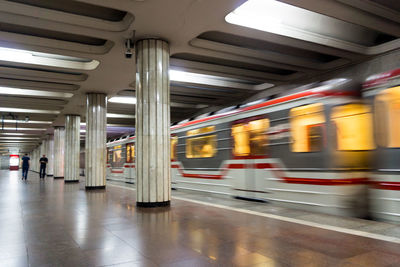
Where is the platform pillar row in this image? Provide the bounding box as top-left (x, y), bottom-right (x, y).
top-left (46, 134), bottom-right (54, 176)
top-left (34, 148), bottom-right (39, 172)
top-left (30, 148), bottom-right (36, 172)
top-left (135, 39), bottom-right (171, 207)
top-left (64, 115), bottom-right (80, 183)
top-left (85, 93), bottom-right (107, 190)
top-left (53, 127), bottom-right (65, 179)
top-left (40, 139), bottom-right (47, 159)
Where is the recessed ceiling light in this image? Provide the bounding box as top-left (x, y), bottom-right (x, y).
top-left (0, 107), bottom-right (60, 114)
top-left (106, 113), bottom-right (135, 119)
top-left (224, 0), bottom-right (385, 53)
top-left (108, 96), bottom-right (210, 109)
top-left (0, 127), bottom-right (47, 131)
top-left (170, 69), bottom-right (273, 90)
top-left (0, 86), bottom-right (73, 98)
top-left (2, 120), bottom-right (52, 124)
top-left (108, 96), bottom-right (136, 104)
top-left (0, 137), bottom-right (40, 140)
top-left (80, 122), bottom-right (134, 127)
top-left (225, 0), bottom-right (284, 33)
top-left (0, 140), bottom-right (39, 143)
top-left (0, 47), bottom-right (99, 70)
top-left (0, 133), bottom-right (39, 136)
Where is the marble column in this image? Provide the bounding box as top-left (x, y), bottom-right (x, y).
top-left (135, 39), bottom-right (171, 207)
top-left (34, 148), bottom-right (38, 172)
top-left (31, 149), bottom-right (36, 172)
top-left (64, 115), bottom-right (80, 183)
top-left (40, 141), bottom-right (47, 158)
top-left (85, 93), bottom-right (107, 190)
top-left (53, 127), bottom-right (65, 178)
top-left (46, 135), bottom-right (54, 176)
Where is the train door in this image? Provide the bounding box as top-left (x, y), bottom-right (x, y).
top-left (232, 116), bottom-right (269, 199)
top-left (126, 143), bottom-right (135, 183)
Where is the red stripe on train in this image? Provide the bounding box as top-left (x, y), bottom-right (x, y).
top-left (372, 181), bottom-right (400, 190)
top-left (182, 173), bottom-right (223, 179)
top-left (227, 164), bottom-right (246, 169)
top-left (284, 177), bottom-right (368, 185)
top-left (255, 163), bottom-right (367, 185)
top-left (171, 90), bottom-right (321, 130)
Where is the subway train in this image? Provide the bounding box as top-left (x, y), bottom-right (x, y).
top-left (106, 68), bottom-right (400, 222)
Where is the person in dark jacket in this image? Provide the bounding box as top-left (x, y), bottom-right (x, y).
top-left (39, 155), bottom-right (48, 179)
top-left (21, 154), bottom-right (30, 180)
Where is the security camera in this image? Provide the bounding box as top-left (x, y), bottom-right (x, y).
top-left (125, 49), bottom-right (133, 59)
top-left (125, 39), bottom-right (133, 59)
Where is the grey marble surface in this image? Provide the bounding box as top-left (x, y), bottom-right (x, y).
top-left (1, 170), bottom-right (400, 266)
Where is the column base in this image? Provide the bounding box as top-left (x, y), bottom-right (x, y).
top-left (64, 180), bottom-right (79, 183)
top-left (136, 201), bottom-right (170, 208)
top-left (46, 174), bottom-right (54, 177)
top-left (54, 176), bottom-right (64, 179)
top-left (85, 186), bottom-right (106, 190)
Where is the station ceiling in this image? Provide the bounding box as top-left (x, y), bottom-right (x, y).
top-left (0, 0), bottom-right (400, 154)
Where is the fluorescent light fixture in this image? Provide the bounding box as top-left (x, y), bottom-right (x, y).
top-left (0, 127), bottom-right (46, 131)
top-left (2, 120), bottom-right (52, 124)
top-left (170, 69), bottom-right (273, 90)
top-left (224, 0), bottom-right (374, 54)
top-left (0, 86), bottom-right (73, 98)
top-left (0, 137), bottom-right (40, 140)
top-left (0, 140), bottom-right (39, 143)
top-left (108, 96), bottom-right (136, 105)
top-left (0, 47), bottom-right (99, 70)
top-left (225, 0), bottom-right (284, 33)
top-left (80, 129), bottom-right (86, 133)
top-left (107, 113), bottom-right (135, 119)
top-left (170, 102), bottom-right (209, 109)
top-left (0, 133), bottom-right (38, 136)
top-left (80, 122), bottom-right (134, 128)
top-left (108, 96), bottom-right (210, 109)
top-left (0, 107), bottom-right (60, 114)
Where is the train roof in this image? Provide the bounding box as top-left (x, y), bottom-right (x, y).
top-left (363, 68), bottom-right (400, 89)
top-left (172, 78), bottom-right (358, 130)
top-left (107, 78), bottom-right (357, 144)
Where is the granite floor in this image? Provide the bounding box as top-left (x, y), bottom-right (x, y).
top-left (1, 170), bottom-right (400, 266)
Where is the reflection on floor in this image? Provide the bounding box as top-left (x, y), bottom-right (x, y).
top-left (1, 169), bottom-right (400, 266)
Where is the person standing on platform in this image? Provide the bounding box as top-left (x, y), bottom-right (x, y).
top-left (21, 154), bottom-right (30, 180)
top-left (39, 154), bottom-right (48, 179)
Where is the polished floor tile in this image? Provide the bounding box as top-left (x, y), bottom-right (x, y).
top-left (1, 170), bottom-right (400, 266)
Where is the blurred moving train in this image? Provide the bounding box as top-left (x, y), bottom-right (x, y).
top-left (106, 68), bottom-right (400, 222)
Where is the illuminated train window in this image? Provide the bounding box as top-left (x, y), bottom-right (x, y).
top-left (375, 86), bottom-right (400, 147)
top-left (126, 143), bottom-right (135, 163)
top-left (331, 104), bottom-right (375, 151)
top-left (290, 103), bottom-right (325, 152)
top-left (171, 136), bottom-right (178, 160)
top-left (186, 126), bottom-right (216, 158)
top-left (232, 118), bottom-right (269, 156)
top-left (112, 145), bottom-right (122, 163)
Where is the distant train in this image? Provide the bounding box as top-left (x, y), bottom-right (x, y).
top-left (106, 68), bottom-right (400, 222)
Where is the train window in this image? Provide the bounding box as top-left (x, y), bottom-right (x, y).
top-left (232, 118), bottom-right (269, 156)
top-left (186, 126), bottom-right (216, 158)
top-left (331, 104), bottom-right (375, 150)
top-left (290, 103), bottom-right (325, 152)
top-left (126, 143), bottom-right (135, 163)
top-left (112, 145), bottom-right (122, 163)
top-left (171, 136), bottom-right (178, 160)
top-left (375, 86), bottom-right (400, 147)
